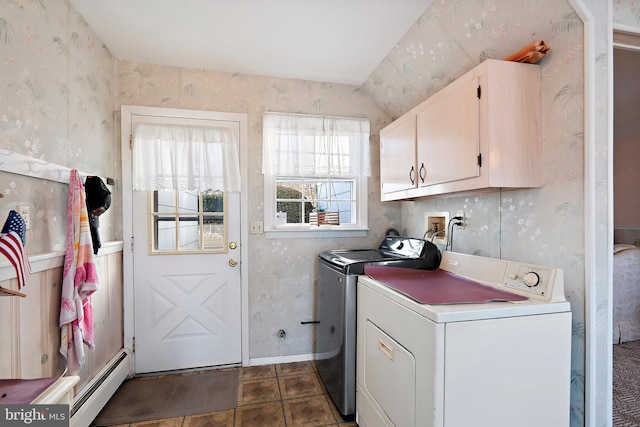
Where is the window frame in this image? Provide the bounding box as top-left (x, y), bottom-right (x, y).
top-left (147, 189), bottom-right (228, 254)
top-left (262, 112), bottom-right (370, 239)
top-left (264, 173), bottom-right (368, 238)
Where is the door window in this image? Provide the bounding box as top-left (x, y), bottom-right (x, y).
top-left (149, 189), bottom-right (226, 254)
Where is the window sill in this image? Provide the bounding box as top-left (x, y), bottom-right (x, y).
top-left (263, 227), bottom-right (368, 239)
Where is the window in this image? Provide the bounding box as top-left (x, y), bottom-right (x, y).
top-left (263, 112), bottom-right (370, 237)
top-left (149, 189), bottom-right (227, 254)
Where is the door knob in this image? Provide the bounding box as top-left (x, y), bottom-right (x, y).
top-left (228, 258), bottom-right (238, 267)
top-left (229, 241), bottom-right (237, 250)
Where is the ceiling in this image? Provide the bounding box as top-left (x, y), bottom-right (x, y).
top-left (70, 0), bottom-right (430, 86)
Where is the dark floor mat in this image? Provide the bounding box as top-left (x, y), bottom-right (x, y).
top-left (91, 368), bottom-right (238, 426)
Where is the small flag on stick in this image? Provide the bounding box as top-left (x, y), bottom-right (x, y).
top-left (0, 210), bottom-right (31, 289)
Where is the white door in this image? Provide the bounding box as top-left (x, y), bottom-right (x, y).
top-left (129, 115), bottom-right (242, 374)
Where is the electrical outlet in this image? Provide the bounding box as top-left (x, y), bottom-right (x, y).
top-left (455, 210), bottom-right (465, 229)
top-left (250, 221), bottom-right (263, 234)
top-left (17, 205), bottom-right (30, 230)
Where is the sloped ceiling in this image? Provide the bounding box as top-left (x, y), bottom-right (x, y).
top-left (69, 0), bottom-right (430, 86)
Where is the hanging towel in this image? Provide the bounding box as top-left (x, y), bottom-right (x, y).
top-left (59, 170), bottom-right (99, 375)
top-left (0, 210), bottom-right (31, 289)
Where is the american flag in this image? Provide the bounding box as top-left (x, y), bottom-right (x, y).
top-left (0, 210), bottom-right (31, 289)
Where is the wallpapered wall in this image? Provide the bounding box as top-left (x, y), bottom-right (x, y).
top-left (115, 62), bottom-right (399, 358)
top-left (361, 0), bottom-right (590, 423)
top-left (0, 0), bottom-right (117, 251)
top-left (0, 0), bottom-right (625, 426)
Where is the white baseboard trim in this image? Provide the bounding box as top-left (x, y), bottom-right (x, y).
top-left (249, 352), bottom-right (315, 367)
top-left (70, 348), bottom-right (133, 427)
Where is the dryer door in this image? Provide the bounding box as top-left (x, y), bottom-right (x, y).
top-left (364, 320), bottom-right (416, 427)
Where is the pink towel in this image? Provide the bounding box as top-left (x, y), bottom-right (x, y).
top-left (59, 170), bottom-right (99, 375)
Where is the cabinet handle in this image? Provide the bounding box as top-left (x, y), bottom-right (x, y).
top-left (378, 338), bottom-right (394, 361)
top-left (409, 166), bottom-right (415, 184)
top-left (419, 163), bottom-right (426, 183)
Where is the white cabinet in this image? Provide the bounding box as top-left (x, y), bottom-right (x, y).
top-left (380, 59), bottom-right (541, 201)
top-left (417, 69), bottom-right (479, 188)
top-left (379, 114), bottom-right (417, 194)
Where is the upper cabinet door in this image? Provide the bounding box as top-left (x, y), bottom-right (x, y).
top-left (380, 114), bottom-right (417, 195)
top-left (417, 71), bottom-right (480, 187)
top-left (378, 60), bottom-right (541, 202)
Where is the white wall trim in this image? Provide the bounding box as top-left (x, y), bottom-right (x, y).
top-left (0, 241), bottom-right (123, 282)
top-left (567, 1), bottom-right (599, 426)
top-left (119, 105), bottom-right (250, 368)
top-left (606, 4), bottom-right (615, 427)
top-left (0, 149), bottom-right (112, 186)
top-left (613, 22), bottom-right (640, 35)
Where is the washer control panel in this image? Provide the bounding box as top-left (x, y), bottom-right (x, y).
top-left (440, 251), bottom-right (566, 304)
top-left (503, 262), bottom-right (563, 303)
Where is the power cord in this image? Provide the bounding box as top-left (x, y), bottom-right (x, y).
top-left (446, 216), bottom-right (463, 252)
top-left (425, 216), bottom-right (463, 250)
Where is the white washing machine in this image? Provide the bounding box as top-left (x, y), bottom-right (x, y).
top-left (356, 251), bottom-right (572, 427)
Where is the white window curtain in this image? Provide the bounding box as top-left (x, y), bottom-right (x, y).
top-left (262, 112), bottom-right (371, 177)
top-left (132, 123), bottom-right (241, 192)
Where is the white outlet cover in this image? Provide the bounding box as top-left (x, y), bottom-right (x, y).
top-left (17, 205), bottom-right (30, 230)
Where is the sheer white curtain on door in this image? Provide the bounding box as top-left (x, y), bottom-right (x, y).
top-left (132, 123), bottom-right (241, 192)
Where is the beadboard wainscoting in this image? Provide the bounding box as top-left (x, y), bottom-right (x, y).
top-left (0, 241), bottom-right (125, 395)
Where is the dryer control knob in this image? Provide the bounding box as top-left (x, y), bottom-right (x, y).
top-left (523, 272), bottom-right (540, 287)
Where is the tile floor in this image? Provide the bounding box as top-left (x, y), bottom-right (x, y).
top-left (106, 361), bottom-right (358, 427)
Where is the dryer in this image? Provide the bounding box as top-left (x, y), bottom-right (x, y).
top-left (356, 251), bottom-right (572, 427)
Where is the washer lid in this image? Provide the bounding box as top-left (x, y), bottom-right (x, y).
top-left (319, 249), bottom-right (393, 268)
top-left (319, 236), bottom-right (441, 271)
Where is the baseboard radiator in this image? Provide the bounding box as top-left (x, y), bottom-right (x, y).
top-left (70, 349), bottom-right (133, 427)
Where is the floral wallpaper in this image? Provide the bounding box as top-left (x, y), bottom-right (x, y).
top-left (0, 0), bottom-right (117, 253)
top-left (360, 1), bottom-right (607, 426)
top-left (115, 62), bottom-right (399, 359)
top-left (0, 0), bottom-right (626, 425)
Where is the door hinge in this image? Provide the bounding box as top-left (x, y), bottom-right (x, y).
top-left (129, 134), bottom-right (133, 150)
top-left (131, 237), bottom-right (134, 252)
top-left (477, 85), bottom-right (481, 99)
top-left (477, 153), bottom-right (482, 167)
top-left (132, 336), bottom-right (135, 352)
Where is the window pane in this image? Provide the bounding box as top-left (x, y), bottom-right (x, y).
top-left (203, 216), bottom-right (224, 250)
top-left (277, 182), bottom-right (314, 224)
top-left (337, 201), bottom-right (353, 223)
top-left (203, 191), bottom-right (224, 213)
top-left (178, 216), bottom-right (199, 250)
top-left (149, 190), bottom-right (228, 253)
top-left (155, 216), bottom-right (176, 251)
top-left (155, 191), bottom-right (176, 213)
top-left (179, 190), bottom-right (199, 213)
top-left (301, 183), bottom-right (316, 200)
top-left (277, 201), bottom-right (303, 223)
top-left (274, 178), bottom-right (356, 226)
top-left (277, 183), bottom-right (304, 200)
